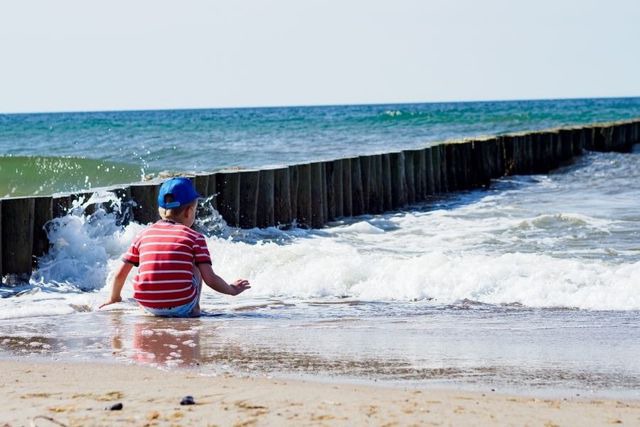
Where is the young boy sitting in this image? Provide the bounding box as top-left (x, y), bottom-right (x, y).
top-left (100, 177), bottom-right (250, 317)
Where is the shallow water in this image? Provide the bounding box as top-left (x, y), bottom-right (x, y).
top-left (1, 149), bottom-right (639, 397)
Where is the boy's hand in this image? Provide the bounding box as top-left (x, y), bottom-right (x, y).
top-left (99, 295), bottom-right (122, 309)
top-left (230, 279), bottom-right (251, 295)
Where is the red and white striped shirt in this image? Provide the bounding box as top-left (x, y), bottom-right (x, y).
top-left (123, 220), bottom-right (212, 309)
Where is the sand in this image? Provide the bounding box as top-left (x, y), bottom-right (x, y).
top-left (1, 360), bottom-right (638, 427)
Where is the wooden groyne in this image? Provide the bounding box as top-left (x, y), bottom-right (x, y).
top-left (1, 119), bottom-right (639, 281)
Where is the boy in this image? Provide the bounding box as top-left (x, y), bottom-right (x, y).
top-left (100, 177), bottom-right (250, 317)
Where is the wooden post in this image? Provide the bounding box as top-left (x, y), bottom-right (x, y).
top-left (444, 144), bottom-right (458, 191)
top-left (215, 172), bottom-right (240, 227)
top-left (274, 167), bottom-right (292, 227)
top-left (431, 146), bottom-right (443, 194)
top-left (310, 162), bottom-right (325, 228)
top-left (381, 154), bottom-right (393, 210)
top-left (411, 149), bottom-right (427, 201)
top-left (424, 147), bottom-right (436, 195)
top-left (534, 133), bottom-right (550, 173)
top-left (1, 197), bottom-right (35, 278)
top-left (359, 156), bottom-right (373, 213)
top-left (501, 136), bottom-right (517, 176)
top-left (515, 135), bottom-right (528, 174)
top-left (296, 164), bottom-right (312, 227)
top-left (350, 157), bottom-right (364, 216)
top-left (257, 169), bottom-right (275, 228)
top-left (32, 196), bottom-right (53, 262)
top-left (471, 141), bottom-right (488, 187)
top-left (289, 165), bottom-right (299, 225)
top-left (327, 160), bottom-right (344, 219)
top-left (194, 174), bottom-right (210, 198)
top-left (130, 183), bottom-right (160, 225)
top-left (52, 194), bottom-right (72, 219)
top-left (390, 152), bottom-right (407, 209)
top-left (525, 134), bottom-right (536, 174)
top-left (371, 155), bottom-right (384, 213)
top-left (341, 158), bottom-right (353, 217)
top-left (321, 162), bottom-right (329, 222)
top-left (460, 142), bottom-right (474, 189)
top-left (207, 174), bottom-right (217, 209)
top-left (558, 129), bottom-right (574, 161)
top-left (238, 170), bottom-right (260, 229)
top-left (437, 144), bottom-right (448, 192)
top-left (404, 151), bottom-right (416, 204)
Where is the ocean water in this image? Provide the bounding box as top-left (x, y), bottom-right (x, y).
top-left (1, 99), bottom-right (639, 397)
top-left (1, 97), bottom-right (640, 197)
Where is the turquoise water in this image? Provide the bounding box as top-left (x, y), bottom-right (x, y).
top-left (1, 97), bottom-right (640, 196)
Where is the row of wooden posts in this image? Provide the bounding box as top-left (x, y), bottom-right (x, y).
top-left (1, 119), bottom-right (639, 281)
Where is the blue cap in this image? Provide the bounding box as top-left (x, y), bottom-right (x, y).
top-left (157, 177), bottom-right (201, 209)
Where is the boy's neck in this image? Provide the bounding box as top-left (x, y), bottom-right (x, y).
top-left (161, 217), bottom-right (191, 227)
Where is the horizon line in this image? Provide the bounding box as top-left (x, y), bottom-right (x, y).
top-left (2, 94), bottom-right (640, 116)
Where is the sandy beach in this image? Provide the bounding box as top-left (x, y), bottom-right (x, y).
top-left (0, 360), bottom-right (638, 426)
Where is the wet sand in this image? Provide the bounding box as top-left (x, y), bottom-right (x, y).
top-left (1, 360), bottom-right (639, 426)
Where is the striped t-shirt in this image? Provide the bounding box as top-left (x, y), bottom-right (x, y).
top-left (122, 220), bottom-right (212, 309)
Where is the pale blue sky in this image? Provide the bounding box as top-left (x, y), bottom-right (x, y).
top-left (1, 0), bottom-right (639, 113)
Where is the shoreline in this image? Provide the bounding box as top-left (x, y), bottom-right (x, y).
top-left (1, 360), bottom-right (639, 426)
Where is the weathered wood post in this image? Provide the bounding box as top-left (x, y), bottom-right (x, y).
top-left (471, 141), bottom-right (489, 187)
top-left (130, 183), bottom-right (160, 225)
top-left (194, 174), bottom-right (210, 198)
top-left (410, 149), bottom-right (427, 201)
top-left (381, 154), bottom-right (393, 211)
top-left (444, 144), bottom-right (459, 191)
top-left (359, 155), bottom-right (373, 213)
top-left (273, 167), bottom-right (292, 227)
top-left (371, 155), bottom-right (384, 213)
top-left (558, 129), bottom-right (574, 161)
top-left (501, 135), bottom-right (516, 176)
top-left (437, 144), bottom-right (449, 192)
top-left (296, 164), bottom-right (312, 227)
top-left (238, 170), bottom-right (260, 229)
top-left (215, 171), bottom-right (241, 227)
top-left (52, 194), bottom-right (72, 219)
top-left (326, 159), bottom-right (344, 219)
top-left (404, 150), bottom-right (416, 204)
top-left (460, 142), bottom-right (474, 189)
top-left (288, 165), bottom-right (299, 225)
top-left (206, 174), bottom-right (217, 209)
top-left (257, 169), bottom-right (275, 228)
top-left (1, 197), bottom-right (35, 280)
top-left (390, 152), bottom-right (407, 209)
top-left (429, 146), bottom-right (441, 194)
top-left (582, 126), bottom-right (595, 152)
top-left (321, 162), bottom-right (329, 222)
top-left (424, 147), bottom-right (436, 195)
top-left (32, 196), bottom-right (53, 263)
top-left (310, 162), bottom-right (326, 228)
top-left (350, 157), bottom-right (365, 216)
top-left (341, 158), bottom-right (353, 217)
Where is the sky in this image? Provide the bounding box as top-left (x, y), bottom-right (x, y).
top-left (1, 0), bottom-right (639, 113)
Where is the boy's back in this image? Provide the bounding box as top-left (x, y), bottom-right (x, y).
top-left (124, 220), bottom-right (211, 310)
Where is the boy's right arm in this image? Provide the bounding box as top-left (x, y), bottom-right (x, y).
top-left (99, 261), bottom-right (133, 309)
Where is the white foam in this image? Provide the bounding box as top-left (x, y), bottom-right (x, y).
top-left (202, 233), bottom-right (640, 310)
top-left (1, 152), bottom-right (638, 318)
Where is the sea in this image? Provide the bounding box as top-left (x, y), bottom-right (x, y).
top-left (1, 98), bottom-right (639, 398)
